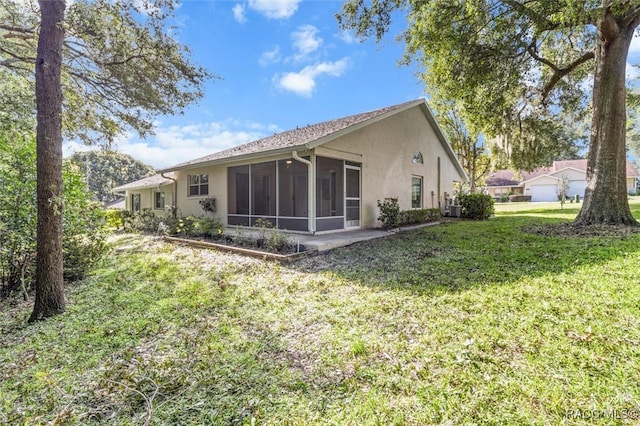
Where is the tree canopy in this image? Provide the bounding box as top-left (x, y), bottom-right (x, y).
top-left (0, 0), bottom-right (212, 321)
top-left (0, 0), bottom-right (211, 144)
top-left (339, 0), bottom-right (640, 225)
top-left (430, 100), bottom-right (491, 192)
top-left (69, 150), bottom-right (155, 203)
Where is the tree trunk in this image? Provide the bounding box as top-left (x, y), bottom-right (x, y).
top-left (29, 0), bottom-right (66, 322)
top-left (574, 15), bottom-right (637, 226)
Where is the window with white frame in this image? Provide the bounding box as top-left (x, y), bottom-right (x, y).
top-left (154, 191), bottom-right (165, 209)
top-left (411, 176), bottom-right (423, 208)
top-left (188, 174), bottom-right (209, 196)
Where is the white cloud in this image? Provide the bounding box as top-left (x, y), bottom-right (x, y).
top-left (291, 25), bottom-right (323, 60)
top-left (259, 45), bottom-right (281, 66)
top-left (248, 0), bottom-right (301, 19)
top-left (232, 3), bottom-right (247, 23)
top-left (64, 120), bottom-right (281, 169)
top-left (275, 58), bottom-right (351, 97)
top-left (337, 30), bottom-right (357, 45)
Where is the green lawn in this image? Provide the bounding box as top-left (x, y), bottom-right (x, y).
top-left (2, 201), bottom-right (640, 425)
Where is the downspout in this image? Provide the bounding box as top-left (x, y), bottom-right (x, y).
top-left (292, 151), bottom-right (315, 234)
top-left (161, 172), bottom-right (178, 219)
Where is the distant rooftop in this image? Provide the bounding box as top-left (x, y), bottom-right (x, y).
top-left (486, 159), bottom-right (639, 187)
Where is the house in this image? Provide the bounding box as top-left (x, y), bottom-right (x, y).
top-left (113, 99), bottom-right (468, 233)
top-left (486, 159), bottom-right (639, 202)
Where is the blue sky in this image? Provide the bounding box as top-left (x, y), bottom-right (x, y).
top-left (63, 0), bottom-right (640, 169)
top-left (64, 0), bottom-right (424, 169)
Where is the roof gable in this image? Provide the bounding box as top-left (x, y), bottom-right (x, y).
top-left (521, 174), bottom-right (562, 185)
top-left (548, 167), bottom-right (586, 179)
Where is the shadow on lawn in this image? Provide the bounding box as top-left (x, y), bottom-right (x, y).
top-left (290, 216), bottom-right (640, 294)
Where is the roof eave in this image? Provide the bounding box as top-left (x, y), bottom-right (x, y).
top-left (112, 181), bottom-right (174, 192)
top-left (157, 145), bottom-right (311, 173)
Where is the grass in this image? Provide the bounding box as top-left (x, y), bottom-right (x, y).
top-left (2, 200), bottom-right (640, 424)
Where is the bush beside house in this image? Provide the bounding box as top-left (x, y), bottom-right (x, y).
top-left (459, 193), bottom-right (495, 220)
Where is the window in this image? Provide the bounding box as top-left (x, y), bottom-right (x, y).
top-left (412, 176), bottom-right (423, 208)
top-left (131, 193), bottom-right (141, 213)
top-left (188, 174), bottom-right (209, 196)
top-left (413, 151), bottom-right (424, 164)
top-left (155, 191), bottom-right (165, 209)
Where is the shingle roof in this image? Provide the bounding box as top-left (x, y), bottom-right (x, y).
top-left (485, 170), bottom-right (518, 186)
top-left (554, 159), bottom-right (639, 177)
top-left (111, 172), bottom-right (175, 192)
top-left (160, 99), bottom-right (423, 172)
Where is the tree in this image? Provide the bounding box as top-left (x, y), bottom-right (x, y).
top-left (0, 0), bottom-right (211, 144)
top-left (30, 0), bottom-right (66, 322)
top-left (0, 133), bottom-right (107, 300)
top-left (432, 101), bottom-right (490, 193)
top-left (0, 0), bottom-right (211, 321)
top-left (338, 0), bottom-right (640, 225)
top-left (69, 150), bottom-right (155, 203)
top-left (486, 109), bottom-right (587, 171)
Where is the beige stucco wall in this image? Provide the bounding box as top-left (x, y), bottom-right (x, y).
top-left (172, 165), bottom-right (227, 221)
top-left (322, 105), bottom-right (465, 228)
top-left (125, 186), bottom-right (174, 218)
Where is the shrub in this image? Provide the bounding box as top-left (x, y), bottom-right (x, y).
top-left (459, 193), bottom-right (495, 220)
top-left (399, 208), bottom-right (442, 225)
top-left (0, 135), bottom-right (109, 298)
top-left (63, 233), bottom-right (108, 281)
top-left (377, 198), bottom-right (400, 229)
top-left (176, 215), bottom-right (197, 236)
top-left (130, 209), bottom-right (161, 233)
top-left (266, 228), bottom-right (293, 252)
top-left (508, 195), bottom-right (532, 202)
top-left (191, 216), bottom-right (224, 238)
top-left (105, 209), bottom-right (125, 229)
top-left (61, 168), bottom-right (109, 282)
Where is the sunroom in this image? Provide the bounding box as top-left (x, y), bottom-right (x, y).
top-left (226, 155), bottom-right (361, 233)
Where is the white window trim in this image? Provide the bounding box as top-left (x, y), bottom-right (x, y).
top-left (187, 174), bottom-right (209, 197)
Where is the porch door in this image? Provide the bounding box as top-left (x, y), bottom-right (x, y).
top-left (345, 165), bottom-right (361, 228)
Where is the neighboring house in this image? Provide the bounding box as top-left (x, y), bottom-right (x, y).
top-left (113, 99), bottom-right (468, 233)
top-left (486, 159), bottom-right (639, 202)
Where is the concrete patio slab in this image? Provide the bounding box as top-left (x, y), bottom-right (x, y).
top-left (225, 222), bottom-right (440, 253)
